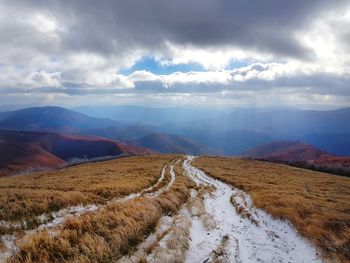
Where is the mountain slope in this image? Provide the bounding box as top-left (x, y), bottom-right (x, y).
top-left (244, 141), bottom-right (350, 176)
top-left (130, 133), bottom-right (211, 155)
top-left (0, 106), bottom-right (120, 132)
top-left (0, 130), bottom-right (151, 176)
top-left (244, 141), bottom-right (329, 162)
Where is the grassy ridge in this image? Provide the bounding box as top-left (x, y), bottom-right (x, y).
top-left (0, 155), bottom-right (174, 235)
top-left (5, 155), bottom-right (195, 262)
top-left (194, 157), bottom-right (350, 263)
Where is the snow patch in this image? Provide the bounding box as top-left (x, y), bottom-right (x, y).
top-left (0, 235), bottom-right (16, 263)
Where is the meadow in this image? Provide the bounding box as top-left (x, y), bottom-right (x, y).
top-left (194, 157), bottom-right (350, 262)
top-left (1, 155), bottom-right (349, 262)
top-left (1, 155), bottom-right (196, 262)
top-left (0, 155), bottom-right (175, 238)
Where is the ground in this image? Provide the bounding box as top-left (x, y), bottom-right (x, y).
top-left (0, 155), bottom-right (348, 262)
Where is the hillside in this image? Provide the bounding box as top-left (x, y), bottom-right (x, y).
top-left (243, 141), bottom-right (328, 162)
top-left (194, 156), bottom-right (350, 262)
top-left (312, 155), bottom-right (350, 168)
top-left (0, 130), bottom-right (151, 176)
top-left (244, 141), bottom-right (350, 176)
top-left (0, 155), bottom-right (348, 262)
top-left (130, 133), bottom-right (211, 155)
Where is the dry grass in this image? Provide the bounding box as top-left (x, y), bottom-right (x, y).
top-left (230, 194), bottom-right (259, 226)
top-left (0, 155), bottom-right (175, 234)
top-left (8, 156), bottom-right (195, 263)
top-left (194, 156), bottom-right (350, 263)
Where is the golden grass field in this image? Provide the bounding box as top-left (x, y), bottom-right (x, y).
top-left (2, 155), bottom-right (195, 262)
top-left (194, 156), bottom-right (350, 263)
top-left (0, 155), bottom-right (175, 234)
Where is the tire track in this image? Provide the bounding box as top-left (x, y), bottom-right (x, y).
top-left (0, 161), bottom-right (176, 263)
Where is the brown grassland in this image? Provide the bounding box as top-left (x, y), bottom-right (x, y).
top-left (194, 156), bottom-right (350, 263)
top-left (0, 155), bottom-right (175, 234)
top-left (5, 155), bottom-right (195, 262)
top-left (2, 154), bottom-right (350, 262)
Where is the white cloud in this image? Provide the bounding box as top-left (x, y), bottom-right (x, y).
top-left (157, 42), bottom-right (274, 70)
top-left (85, 71), bottom-right (133, 89)
top-left (26, 13), bottom-right (59, 34)
top-left (298, 4), bottom-right (350, 74)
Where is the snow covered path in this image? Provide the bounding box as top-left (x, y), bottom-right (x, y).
top-left (183, 156), bottom-right (323, 263)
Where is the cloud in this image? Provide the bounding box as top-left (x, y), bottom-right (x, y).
top-left (0, 0), bottom-right (349, 108)
top-left (2, 62), bottom-right (350, 97)
top-left (3, 0), bottom-right (349, 59)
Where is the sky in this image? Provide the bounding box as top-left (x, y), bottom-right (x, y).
top-left (0, 0), bottom-right (350, 109)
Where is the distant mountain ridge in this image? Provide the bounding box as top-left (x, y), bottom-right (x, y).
top-left (74, 105), bottom-right (350, 135)
top-left (1, 105), bottom-right (350, 157)
top-left (0, 106), bottom-right (120, 132)
top-left (74, 105), bottom-right (350, 156)
top-left (130, 133), bottom-right (212, 155)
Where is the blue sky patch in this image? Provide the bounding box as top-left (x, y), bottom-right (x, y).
top-left (119, 56), bottom-right (204, 75)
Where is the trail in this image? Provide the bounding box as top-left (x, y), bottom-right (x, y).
top-left (125, 156), bottom-right (323, 263)
top-left (0, 163), bottom-right (175, 263)
top-left (182, 156), bottom-right (323, 263)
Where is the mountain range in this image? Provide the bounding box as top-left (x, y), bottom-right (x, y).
top-left (0, 105), bottom-right (350, 175)
top-left (74, 105), bottom-right (350, 156)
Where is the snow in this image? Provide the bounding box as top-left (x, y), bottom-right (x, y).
top-left (142, 164), bottom-right (175, 197)
top-left (166, 165), bottom-right (176, 191)
top-left (0, 235), bottom-right (16, 263)
top-left (117, 216), bottom-right (175, 263)
top-left (38, 204), bottom-right (98, 229)
top-left (38, 165), bottom-right (169, 229)
top-left (117, 165), bottom-right (167, 201)
top-left (183, 155), bottom-right (323, 263)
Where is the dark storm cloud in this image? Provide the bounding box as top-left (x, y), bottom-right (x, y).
top-left (6, 0), bottom-right (348, 59)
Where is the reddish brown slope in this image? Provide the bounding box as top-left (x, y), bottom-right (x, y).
top-left (244, 141), bottom-right (350, 176)
top-left (0, 139), bottom-right (66, 176)
top-left (0, 130), bottom-right (151, 176)
top-left (244, 141), bottom-right (328, 162)
top-left (312, 156), bottom-right (350, 167)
